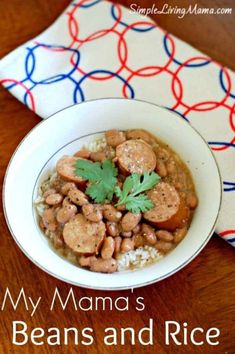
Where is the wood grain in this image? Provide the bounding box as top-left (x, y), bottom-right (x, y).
top-left (0, 1), bottom-right (234, 353)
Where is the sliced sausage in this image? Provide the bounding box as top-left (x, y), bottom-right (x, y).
top-left (63, 214), bottom-right (105, 255)
top-left (56, 156), bottom-right (86, 186)
top-left (116, 139), bottom-right (156, 174)
top-left (90, 257), bottom-right (118, 273)
top-left (121, 212), bottom-right (142, 232)
top-left (144, 182), bottom-right (190, 231)
top-left (105, 129), bottom-right (126, 147)
top-left (126, 129), bottom-right (155, 145)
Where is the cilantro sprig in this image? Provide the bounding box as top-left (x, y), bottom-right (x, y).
top-left (115, 172), bottom-right (161, 213)
top-left (75, 159), bottom-right (160, 213)
top-left (75, 159), bottom-right (117, 203)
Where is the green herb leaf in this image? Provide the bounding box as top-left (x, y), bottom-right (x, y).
top-left (131, 172), bottom-right (161, 196)
top-left (75, 159), bottom-right (118, 203)
top-left (114, 175), bottom-right (134, 205)
top-left (125, 194), bottom-right (154, 214)
top-left (115, 171), bottom-right (160, 213)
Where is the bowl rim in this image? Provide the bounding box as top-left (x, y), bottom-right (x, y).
top-left (2, 97), bottom-right (223, 290)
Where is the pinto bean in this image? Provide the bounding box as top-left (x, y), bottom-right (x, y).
top-left (62, 196), bottom-right (72, 207)
top-left (68, 189), bottom-right (88, 206)
top-left (101, 237), bottom-right (115, 260)
top-left (121, 238), bottom-right (135, 253)
top-left (174, 227), bottom-right (188, 243)
top-left (155, 240), bottom-right (173, 253)
top-left (90, 151), bottom-right (106, 162)
top-left (156, 148), bottom-right (170, 162)
top-left (90, 257), bottom-right (118, 273)
top-left (51, 230), bottom-right (64, 249)
top-left (174, 181), bottom-right (183, 191)
top-left (166, 160), bottom-right (177, 174)
top-left (132, 224), bottom-right (141, 234)
top-left (43, 188), bottom-right (56, 198)
top-left (39, 218), bottom-right (46, 230)
top-left (142, 224), bottom-right (157, 245)
top-left (133, 234), bottom-right (145, 248)
top-left (116, 204), bottom-right (126, 211)
top-left (186, 192), bottom-right (198, 209)
top-left (78, 256), bottom-right (96, 267)
top-left (121, 212), bottom-right (142, 232)
top-left (74, 148), bottom-right (91, 159)
top-left (42, 208), bottom-right (57, 231)
top-left (103, 205), bottom-right (122, 222)
top-left (45, 193), bottom-right (63, 206)
top-left (56, 204), bottom-right (77, 224)
top-left (82, 204), bottom-right (103, 222)
top-left (105, 129), bottom-right (126, 147)
top-left (121, 231), bottom-right (132, 238)
top-left (126, 129), bottom-right (154, 145)
top-left (61, 182), bottom-right (77, 196)
top-left (155, 230), bottom-right (174, 242)
top-left (114, 236), bottom-right (122, 256)
top-left (106, 222), bottom-right (119, 237)
top-left (155, 160), bottom-right (167, 177)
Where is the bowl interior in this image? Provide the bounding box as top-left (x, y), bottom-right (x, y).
top-left (3, 99), bottom-right (221, 289)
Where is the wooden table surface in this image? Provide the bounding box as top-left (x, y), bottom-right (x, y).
top-left (0, 1), bottom-right (234, 353)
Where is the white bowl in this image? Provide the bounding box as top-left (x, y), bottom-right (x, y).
top-left (3, 99), bottom-right (222, 290)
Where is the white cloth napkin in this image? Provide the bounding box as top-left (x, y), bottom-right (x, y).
top-left (0, 0), bottom-right (234, 246)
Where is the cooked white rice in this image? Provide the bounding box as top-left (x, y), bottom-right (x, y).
top-left (117, 245), bottom-right (163, 271)
top-left (86, 137), bottom-right (107, 152)
top-left (34, 172), bottom-right (58, 216)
